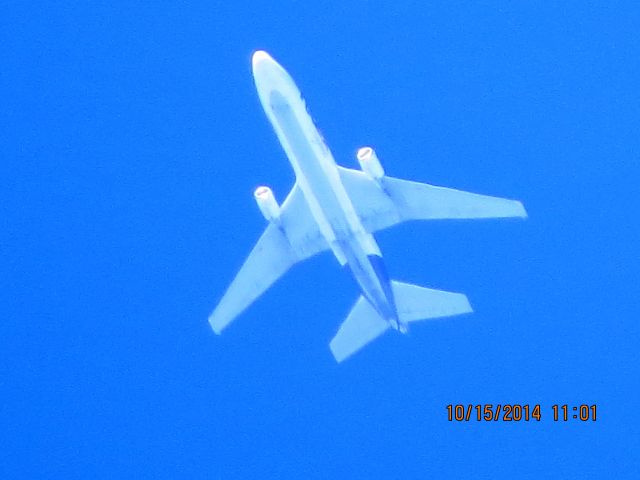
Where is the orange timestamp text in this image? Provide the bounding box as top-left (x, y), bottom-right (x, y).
top-left (446, 404), bottom-right (597, 422)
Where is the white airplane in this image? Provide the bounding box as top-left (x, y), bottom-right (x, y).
top-left (209, 50), bottom-right (527, 362)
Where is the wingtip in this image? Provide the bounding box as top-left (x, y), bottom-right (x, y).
top-left (461, 294), bottom-right (474, 314)
top-left (329, 345), bottom-right (347, 363)
top-left (329, 335), bottom-right (353, 363)
top-left (517, 201), bottom-right (528, 219)
top-left (208, 314), bottom-right (223, 335)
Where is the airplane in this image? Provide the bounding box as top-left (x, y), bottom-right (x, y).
top-left (208, 50), bottom-right (527, 362)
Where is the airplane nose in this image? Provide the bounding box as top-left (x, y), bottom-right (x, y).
top-left (251, 50), bottom-right (300, 103)
top-left (252, 50), bottom-right (273, 71)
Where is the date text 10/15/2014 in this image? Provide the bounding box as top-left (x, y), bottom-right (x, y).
top-left (446, 404), bottom-right (597, 422)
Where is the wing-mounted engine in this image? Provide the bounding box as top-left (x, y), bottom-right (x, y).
top-left (356, 146), bottom-right (385, 181)
top-left (254, 186), bottom-right (281, 224)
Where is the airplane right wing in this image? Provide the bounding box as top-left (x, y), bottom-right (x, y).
top-left (209, 183), bottom-right (328, 334)
top-left (338, 167), bottom-right (527, 233)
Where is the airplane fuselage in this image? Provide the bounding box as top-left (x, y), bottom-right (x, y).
top-left (209, 50), bottom-right (525, 360)
top-left (252, 52), bottom-right (403, 330)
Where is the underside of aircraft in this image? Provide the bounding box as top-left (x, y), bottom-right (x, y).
top-left (209, 51), bottom-right (527, 362)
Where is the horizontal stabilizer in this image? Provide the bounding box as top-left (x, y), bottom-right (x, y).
top-left (329, 282), bottom-right (473, 363)
top-left (392, 281), bottom-right (473, 322)
top-left (329, 296), bottom-right (389, 363)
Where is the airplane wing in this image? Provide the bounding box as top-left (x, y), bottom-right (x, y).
top-left (209, 183), bottom-right (328, 333)
top-left (337, 167), bottom-right (527, 233)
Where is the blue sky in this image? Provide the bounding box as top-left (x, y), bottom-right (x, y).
top-left (2, 2), bottom-right (639, 478)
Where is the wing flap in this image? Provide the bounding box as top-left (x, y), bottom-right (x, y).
top-left (279, 183), bottom-right (327, 259)
top-left (336, 166), bottom-right (401, 233)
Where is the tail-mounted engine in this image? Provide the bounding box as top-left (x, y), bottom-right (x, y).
top-left (254, 186), bottom-right (281, 224)
top-left (356, 146), bottom-right (385, 181)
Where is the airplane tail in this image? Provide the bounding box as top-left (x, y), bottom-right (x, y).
top-left (329, 281), bottom-right (473, 363)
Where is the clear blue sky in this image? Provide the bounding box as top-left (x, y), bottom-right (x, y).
top-left (2, 2), bottom-right (639, 478)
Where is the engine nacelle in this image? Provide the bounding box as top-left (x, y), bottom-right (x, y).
top-left (356, 146), bottom-right (385, 180)
top-left (254, 186), bottom-right (281, 224)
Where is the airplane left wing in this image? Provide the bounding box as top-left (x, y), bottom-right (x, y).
top-left (209, 184), bottom-right (328, 333)
top-left (338, 166), bottom-right (527, 234)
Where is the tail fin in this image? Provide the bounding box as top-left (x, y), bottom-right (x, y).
top-left (329, 281), bottom-right (472, 363)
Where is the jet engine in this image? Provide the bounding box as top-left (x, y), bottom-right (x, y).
top-left (356, 146), bottom-right (385, 181)
top-left (254, 186), bottom-right (281, 223)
